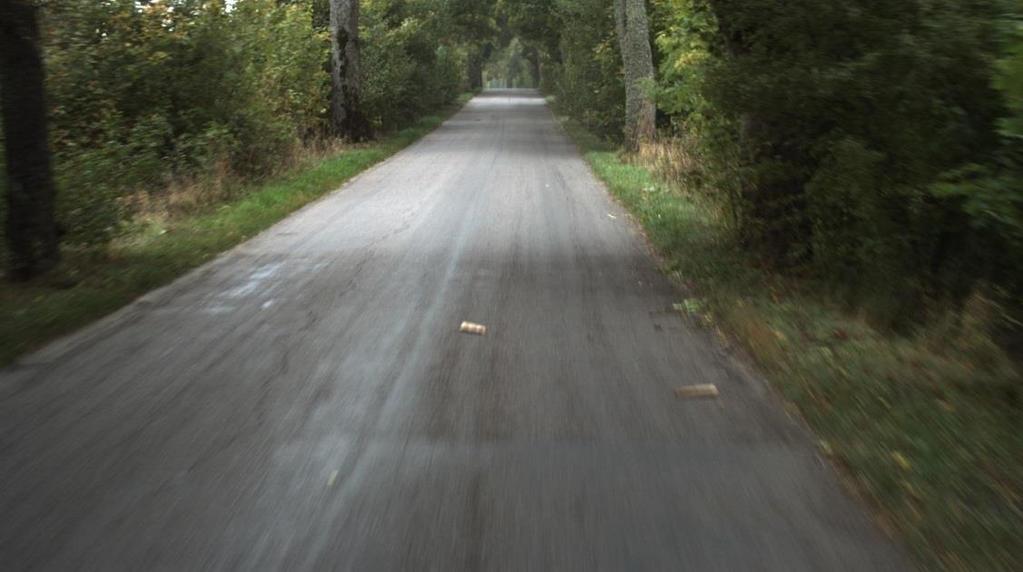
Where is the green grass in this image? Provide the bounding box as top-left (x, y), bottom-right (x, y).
top-left (560, 119), bottom-right (1022, 571)
top-left (0, 97), bottom-right (470, 365)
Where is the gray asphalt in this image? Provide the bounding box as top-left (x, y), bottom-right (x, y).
top-left (0, 90), bottom-right (908, 571)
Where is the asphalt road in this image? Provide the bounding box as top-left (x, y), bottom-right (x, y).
top-left (0, 90), bottom-right (908, 571)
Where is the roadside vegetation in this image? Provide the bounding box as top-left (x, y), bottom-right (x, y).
top-left (0, 0), bottom-right (492, 358)
top-left (563, 118), bottom-right (1021, 571)
top-left (520, 0), bottom-right (1022, 567)
top-left (0, 103), bottom-right (466, 364)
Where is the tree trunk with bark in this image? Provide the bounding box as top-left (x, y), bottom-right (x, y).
top-left (613, 0), bottom-right (656, 151)
top-left (467, 48), bottom-right (484, 92)
top-left (525, 47), bottom-right (541, 88)
top-left (0, 0), bottom-right (60, 281)
top-left (329, 0), bottom-right (370, 140)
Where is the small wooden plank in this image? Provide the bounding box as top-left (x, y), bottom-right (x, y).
top-left (459, 321), bottom-right (488, 336)
top-left (674, 384), bottom-right (719, 399)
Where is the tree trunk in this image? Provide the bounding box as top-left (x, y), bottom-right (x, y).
top-left (614, 0), bottom-right (656, 151)
top-left (0, 0), bottom-right (59, 281)
top-left (467, 49), bottom-right (484, 92)
top-left (329, 0), bottom-right (370, 140)
top-left (525, 47), bottom-right (541, 88)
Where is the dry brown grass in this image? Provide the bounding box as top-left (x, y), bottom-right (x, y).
top-left (120, 137), bottom-right (351, 224)
top-left (638, 136), bottom-right (701, 191)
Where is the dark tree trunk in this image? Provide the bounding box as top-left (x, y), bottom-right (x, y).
top-left (613, 0), bottom-right (656, 151)
top-left (329, 0), bottom-right (371, 140)
top-left (467, 49), bottom-right (484, 92)
top-left (525, 47), bottom-right (541, 88)
top-left (0, 0), bottom-right (59, 281)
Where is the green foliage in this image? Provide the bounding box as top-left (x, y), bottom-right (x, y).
top-left (361, 0), bottom-right (466, 130)
top-left (506, 0), bottom-right (624, 138)
top-left (932, 18), bottom-right (1023, 287)
top-left (33, 0), bottom-right (328, 246)
top-left (500, 0), bottom-right (1021, 323)
top-left (533, 0), bottom-right (1023, 564)
top-left (564, 115), bottom-right (1022, 572)
top-left (0, 102), bottom-right (466, 364)
top-left (655, 0), bottom-right (1021, 324)
top-left (1, 0), bottom-right (478, 255)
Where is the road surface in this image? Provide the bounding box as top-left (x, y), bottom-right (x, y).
top-left (0, 90), bottom-right (908, 570)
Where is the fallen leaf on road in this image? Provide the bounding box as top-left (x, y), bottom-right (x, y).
top-left (607, 213), bottom-right (617, 220)
top-left (328, 470), bottom-right (339, 487)
top-left (460, 321), bottom-right (487, 336)
top-left (674, 384), bottom-right (719, 399)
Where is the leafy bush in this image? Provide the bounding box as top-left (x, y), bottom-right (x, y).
top-left (361, 0), bottom-right (467, 131)
top-left (32, 0), bottom-right (327, 245)
top-left (1, 0), bottom-right (476, 258)
top-left (514, 0), bottom-right (624, 139)
top-left (655, 0), bottom-right (1020, 325)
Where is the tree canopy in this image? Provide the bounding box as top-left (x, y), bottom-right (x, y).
top-left (1, 0), bottom-right (1021, 324)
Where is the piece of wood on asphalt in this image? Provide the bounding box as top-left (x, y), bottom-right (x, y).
top-left (674, 384), bottom-right (719, 399)
top-left (460, 321), bottom-right (487, 336)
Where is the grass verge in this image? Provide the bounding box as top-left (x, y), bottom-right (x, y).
top-left (0, 96), bottom-right (471, 365)
top-left (560, 118), bottom-right (1022, 571)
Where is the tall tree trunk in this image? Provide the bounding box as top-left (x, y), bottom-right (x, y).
top-left (329, 0), bottom-right (370, 140)
top-left (614, 0), bottom-right (656, 151)
top-left (0, 0), bottom-right (59, 281)
top-left (467, 48), bottom-right (484, 92)
top-left (525, 47), bottom-right (541, 88)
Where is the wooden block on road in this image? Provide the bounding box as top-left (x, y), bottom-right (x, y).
top-left (460, 321), bottom-right (488, 336)
top-left (674, 384), bottom-right (719, 399)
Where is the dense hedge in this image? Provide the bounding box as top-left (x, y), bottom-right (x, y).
top-left (5, 0), bottom-right (1021, 333)
top-left (657, 0), bottom-right (1021, 324)
top-left (1, 0), bottom-right (469, 251)
top-left (34, 0), bottom-right (327, 245)
top-left (510, 0), bottom-right (1022, 331)
top-left (361, 0), bottom-right (467, 131)
top-left (509, 0), bottom-right (625, 140)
